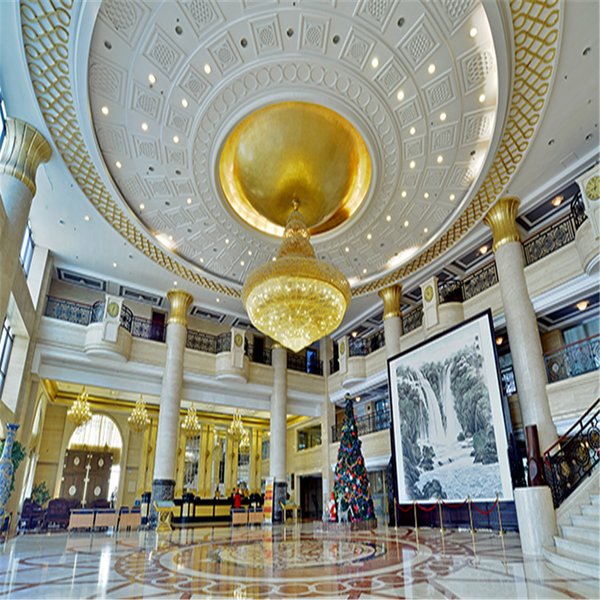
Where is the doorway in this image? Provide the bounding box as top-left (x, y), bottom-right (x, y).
top-left (299, 474), bottom-right (322, 520)
top-left (150, 310), bottom-right (166, 341)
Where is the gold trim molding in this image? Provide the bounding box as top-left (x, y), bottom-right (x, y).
top-left (378, 284), bottom-right (402, 320)
top-left (167, 289), bottom-right (193, 327)
top-left (19, 0), bottom-right (560, 297)
top-left (0, 118), bottom-right (51, 196)
top-left (483, 196), bottom-right (521, 252)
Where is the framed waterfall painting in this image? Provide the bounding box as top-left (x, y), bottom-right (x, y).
top-left (387, 310), bottom-right (513, 503)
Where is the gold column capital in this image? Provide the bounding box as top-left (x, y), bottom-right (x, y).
top-left (378, 284), bottom-right (402, 320)
top-left (483, 196), bottom-right (521, 252)
top-left (166, 289), bottom-right (193, 326)
top-left (0, 118), bottom-right (52, 195)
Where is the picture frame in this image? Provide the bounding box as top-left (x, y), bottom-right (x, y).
top-left (387, 310), bottom-right (513, 503)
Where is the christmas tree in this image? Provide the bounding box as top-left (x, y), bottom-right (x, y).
top-left (333, 395), bottom-right (376, 522)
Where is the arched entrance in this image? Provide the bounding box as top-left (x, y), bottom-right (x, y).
top-left (61, 415), bottom-right (122, 507)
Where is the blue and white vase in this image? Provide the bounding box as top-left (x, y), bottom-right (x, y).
top-left (0, 423), bottom-right (20, 525)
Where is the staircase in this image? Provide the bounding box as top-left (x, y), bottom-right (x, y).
top-left (543, 490), bottom-right (600, 578)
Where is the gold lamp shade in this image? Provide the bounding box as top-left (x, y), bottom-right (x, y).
top-left (220, 101), bottom-right (371, 236)
top-left (243, 204), bottom-right (351, 352)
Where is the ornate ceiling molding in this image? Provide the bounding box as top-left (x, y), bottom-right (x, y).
top-left (19, 0), bottom-right (560, 298)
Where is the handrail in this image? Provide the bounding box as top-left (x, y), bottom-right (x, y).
top-left (546, 333), bottom-right (599, 354)
top-left (543, 397), bottom-right (600, 458)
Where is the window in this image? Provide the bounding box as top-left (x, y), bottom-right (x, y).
top-left (237, 449), bottom-right (250, 488)
top-left (297, 424), bottom-right (321, 450)
top-left (19, 222), bottom-right (35, 276)
top-left (0, 319), bottom-right (14, 398)
top-left (261, 438), bottom-right (270, 460)
top-left (69, 414), bottom-right (122, 448)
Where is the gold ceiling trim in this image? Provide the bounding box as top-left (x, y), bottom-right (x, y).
top-left (20, 0), bottom-right (560, 298)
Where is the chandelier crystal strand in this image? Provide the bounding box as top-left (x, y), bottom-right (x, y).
top-left (228, 409), bottom-right (246, 442)
top-left (128, 394), bottom-right (150, 432)
top-left (243, 202), bottom-right (351, 352)
top-left (181, 405), bottom-right (201, 437)
top-left (67, 387), bottom-right (93, 427)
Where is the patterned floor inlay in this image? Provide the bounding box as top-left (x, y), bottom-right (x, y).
top-left (0, 524), bottom-right (597, 598)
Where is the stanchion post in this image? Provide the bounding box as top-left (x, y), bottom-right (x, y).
top-left (413, 500), bottom-right (419, 546)
top-left (394, 497), bottom-right (398, 530)
top-left (496, 492), bottom-right (505, 537)
top-left (467, 496), bottom-right (475, 534)
top-left (437, 496), bottom-right (445, 537)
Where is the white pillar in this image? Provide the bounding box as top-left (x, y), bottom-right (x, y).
top-left (484, 197), bottom-right (558, 452)
top-left (152, 290), bottom-right (193, 502)
top-left (320, 337), bottom-right (335, 510)
top-left (0, 118), bottom-right (51, 326)
top-left (270, 344), bottom-right (287, 481)
top-left (378, 284), bottom-right (402, 358)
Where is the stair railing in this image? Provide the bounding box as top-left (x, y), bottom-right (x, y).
top-left (542, 398), bottom-right (600, 507)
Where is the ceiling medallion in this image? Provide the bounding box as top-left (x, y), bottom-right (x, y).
top-left (243, 201), bottom-right (351, 352)
top-left (67, 388), bottom-right (93, 428)
top-left (220, 101), bottom-right (371, 237)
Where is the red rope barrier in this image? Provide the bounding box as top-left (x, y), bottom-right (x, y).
top-left (416, 503), bottom-right (439, 512)
top-left (472, 498), bottom-right (499, 515)
top-left (441, 499), bottom-right (469, 509)
top-left (395, 501), bottom-right (413, 513)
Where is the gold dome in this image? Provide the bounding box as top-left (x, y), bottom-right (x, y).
top-left (220, 101), bottom-right (371, 236)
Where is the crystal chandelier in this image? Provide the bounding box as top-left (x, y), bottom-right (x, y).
top-left (128, 394), bottom-right (150, 432)
top-left (67, 388), bottom-right (93, 427)
top-left (228, 409), bottom-right (247, 442)
top-left (240, 429), bottom-right (250, 451)
top-left (181, 405), bottom-right (201, 437)
top-left (243, 202), bottom-right (351, 352)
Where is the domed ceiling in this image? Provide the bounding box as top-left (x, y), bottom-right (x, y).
top-left (85, 0), bottom-right (507, 293)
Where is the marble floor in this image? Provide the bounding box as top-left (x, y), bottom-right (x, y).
top-left (0, 524), bottom-right (597, 599)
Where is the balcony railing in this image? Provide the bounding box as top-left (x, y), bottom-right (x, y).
top-left (45, 296), bottom-right (92, 325)
top-left (331, 409), bottom-right (391, 442)
top-left (287, 352), bottom-right (323, 375)
top-left (132, 316), bottom-right (165, 342)
top-left (544, 335), bottom-right (600, 383)
top-left (402, 307), bottom-right (423, 333)
top-left (543, 398), bottom-right (599, 507)
top-left (186, 329), bottom-right (217, 353)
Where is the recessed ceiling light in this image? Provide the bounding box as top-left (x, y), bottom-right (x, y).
top-left (173, 135), bottom-right (180, 144)
top-left (112, 261), bottom-right (117, 268)
top-left (428, 63), bottom-right (436, 74)
top-left (216, 297), bottom-right (220, 303)
top-left (168, 235), bottom-right (173, 241)
top-left (386, 215), bottom-right (391, 222)
top-left (362, 268), bottom-right (367, 274)
top-left (248, 250), bottom-right (252, 256)
top-left (101, 106), bottom-right (109, 116)
top-left (173, 281), bottom-right (178, 286)
top-left (409, 160), bottom-right (416, 169)
top-left (479, 245), bottom-right (488, 255)
top-left (148, 73), bottom-right (156, 84)
top-left (437, 155), bottom-right (443, 164)
top-left (397, 89), bottom-right (404, 101)
top-left (240, 260), bottom-right (245, 266)
top-left (139, 203), bottom-right (145, 210)
top-left (551, 195), bottom-right (564, 207)
top-left (409, 126), bottom-right (416, 135)
top-left (479, 93), bottom-right (486, 103)
top-left (576, 300), bottom-right (589, 311)
top-left (449, 193), bottom-right (455, 201)
top-left (351, 331), bottom-right (358, 338)
top-left (424, 192), bottom-right (429, 199)
top-left (272, 257), bottom-right (277, 262)
top-left (204, 63), bottom-right (212, 74)
top-left (225, 238), bottom-right (230, 244)
top-left (200, 257), bottom-right (204, 263)
top-left (469, 27), bottom-right (478, 38)
top-left (495, 336), bottom-right (503, 345)
top-left (404, 220), bottom-right (409, 227)
top-left (345, 246), bottom-right (350, 252)
top-left (115, 160), bottom-right (122, 169)
top-left (141, 122), bottom-right (148, 131)
top-left (181, 98), bottom-right (188, 108)
top-left (186, 197), bottom-right (192, 205)
top-left (371, 57), bottom-right (379, 68)
top-left (84, 215), bottom-right (90, 222)
top-left (424, 227), bottom-right (428, 233)
top-left (367, 233), bottom-right (372, 240)
top-left (401, 190), bottom-right (407, 198)
top-left (440, 112), bottom-right (447, 122)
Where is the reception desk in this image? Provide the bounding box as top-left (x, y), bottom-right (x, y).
top-left (171, 495), bottom-right (264, 526)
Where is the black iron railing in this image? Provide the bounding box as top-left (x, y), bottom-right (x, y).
top-left (44, 296), bottom-right (92, 325)
top-left (287, 352), bottom-right (324, 375)
top-left (523, 215), bottom-right (577, 265)
top-left (543, 398), bottom-right (600, 507)
top-left (439, 280), bottom-right (464, 304)
top-left (246, 344), bottom-right (272, 365)
top-left (216, 332), bottom-right (231, 353)
top-left (544, 335), bottom-right (600, 383)
top-left (462, 262), bottom-right (499, 301)
top-left (90, 300), bottom-right (105, 323)
top-left (330, 357), bottom-right (340, 374)
top-left (402, 307), bottom-right (423, 333)
top-left (331, 409), bottom-right (391, 442)
top-left (187, 329), bottom-right (217, 353)
top-left (132, 316), bottom-right (165, 342)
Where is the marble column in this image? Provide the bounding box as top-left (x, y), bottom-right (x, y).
top-left (319, 336), bottom-right (335, 509)
top-left (152, 289), bottom-right (193, 502)
top-left (378, 284), bottom-right (403, 358)
top-left (270, 343), bottom-right (287, 520)
top-left (0, 118), bottom-right (51, 326)
top-left (484, 197), bottom-right (558, 451)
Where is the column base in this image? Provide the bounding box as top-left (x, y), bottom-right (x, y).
top-left (272, 481), bottom-right (288, 523)
top-left (149, 479), bottom-right (175, 529)
top-left (514, 486), bottom-right (557, 557)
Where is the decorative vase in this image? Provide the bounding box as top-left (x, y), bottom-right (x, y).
top-left (0, 423), bottom-right (20, 526)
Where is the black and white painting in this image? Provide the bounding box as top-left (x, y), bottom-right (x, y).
top-left (388, 311), bottom-right (513, 503)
